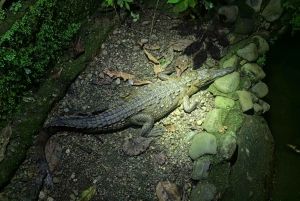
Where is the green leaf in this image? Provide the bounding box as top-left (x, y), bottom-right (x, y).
top-left (78, 185), bottom-right (97, 201)
top-left (131, 12), bottom-right (139, 22)
top-left (204, 1), bottom-right (214, 9)
top-left (188, 0), bottom-right (197, 8)
top-left (173, 0), bottom-right (188, 12)
top-left (125, 2), bottom-right (130, 10)
top-left (168, 0), bottom-right (181, 3)
top-left (124, 0), bottom-right (133, 2)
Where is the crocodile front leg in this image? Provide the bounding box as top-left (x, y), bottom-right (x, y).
top-left (183, 95), bottom-right (197, 113)
top-left (129, 113), bottom-right (154, 137)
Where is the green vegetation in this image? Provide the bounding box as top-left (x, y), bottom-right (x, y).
top-left (0, 0), bottom-right (81, 120)
top-left (9, 0), bottom-right (22, 14)
top-left (257, 53), bottom-right (266, 67)
top-left (283, 0), bottom-right (300, 35)
top-left (102, 0), bottom-right (139, 22)
top-left (167, 0), bottom-right (213, 13)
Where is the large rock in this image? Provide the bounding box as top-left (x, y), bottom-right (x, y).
top-left (233, 18), bottom-right (255, 35)
top-left (246, 0), bottom-right (263, 12)
top-left (214, 71), bottom-right (240, 93)
top-left (241, 63), bottom-right (266, 83)
top-left (189, 133), bottom-right (217, 160)
top-left (252, 35), bottom-right (269, 55)
top-left (190, 182), bottom-right (217, 201)
top-left (237, 43), bottom-right (259, 62)
top-left (203, 109), bottom-right (222, 132)
top-left (236, 90), bottom-right (253, 112)
top-left (217, 5), bottom-right (239, 23)
top-left (262, 0), bottom-right (284, 22)
top-left (251, 82), bottom-right (269, 98)
top-left (222, 115), bottom-right (274, 200)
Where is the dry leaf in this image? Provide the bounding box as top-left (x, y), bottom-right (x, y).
top-left (51, 68), bottom-right (63, 79)
top-left (156, 180), bottom-right (182, 201)
top-left (171, 39), bottom-right (194, 52)
top-left (145, 45), bottom-right (160, 50)
top-left (104, 69), bottom-right (135, 81)
top-left (165, 124), bottom-right (176, 133)
top-left (78, 185), bottom-right (97, 201)
top-left (137, 41), bottom-right (144, 47)
top-left (122, 137), bottom-right (153, 156)
top-left (153, 64), bottom-right (164, 76)
top-left (45, 141), bottom-right (62, 171)
top-left (175, 55), bottom-right (189, 76)
top-left (130, 79), bottom-right (152, 86)
top-left (0, 123), bottom-right (12, 162)
top-left (144, 49), bottom-right (159, 64)
top-left (72, 35), bottom-right (85, 59)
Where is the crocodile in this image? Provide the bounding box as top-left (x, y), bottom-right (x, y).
top-left (33, 67), bottom-right (234, 193)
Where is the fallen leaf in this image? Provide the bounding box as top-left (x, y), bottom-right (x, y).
top-left (145, 45), bottom-right (160, 50)
top-left (156, 180), bottom-right (182, 201)
top-left (122, 136), bottom-right (153, 156)
top-left (51, 68), bottom-right (63, 79)
top-left (72, 35), bottom-right (85, 59)
top-left (0, 123), bottom-right (12, 162)
top-left (153, 64), bottom-right (164, 76)
top-left (164, 124), bottom-right (176, 133)
top-left (130, 79), bottom-right (152, 86)
top-left (171, 39), bottom-right (194, 52)
top-left (104, 69), bottom-right (135, 81)
top-left (137, 41), bottom-right (144, 47)
top-left (175, 55), bottom-right (189, 76)
top-left (45, 141), bottom-right (62, 171)
top-left (78, 185), bottom-right (97, 201)
top-left (144, 49), bottom-right (159, 64)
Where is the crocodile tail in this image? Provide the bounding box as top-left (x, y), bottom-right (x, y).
top-left (34, 127), bottom-right (60, 191)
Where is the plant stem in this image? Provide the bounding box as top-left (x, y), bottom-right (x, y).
top-left (150, 0), bottom-right (160, 36)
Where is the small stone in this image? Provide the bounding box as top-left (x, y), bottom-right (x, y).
top-left (47, 197), bottom-right (54, 201)
top-left (116, 78), bottom-right (121, 85)
top-left (102, 49), bottom-right (108, 55)
top-left (87, 74), bottom-right (93, 79)
top-left (63, 108), bottom-right (69, 113)
top-left (142, 21), bottom-right (150, 26)
top-left (113, 29), bottom-right (118, 34)
top-left (150, 34), bottom-right (159, 41)
top-left (185, 131), bottom-right (197, 142)
top-left (190, 183), bottom-right (216, 201)
top-left (70, 193), bottom-right (76, 200)
top-left (191, 157), bottom-right (213, 180)
top-left (39, 191), bottom-right (46, 199)
top-left (141, 38), bottom-right (148, 44)
top-left (53, 177), bottom-right (60, 183)
top-left (101, 43), bottom-right (105, 49)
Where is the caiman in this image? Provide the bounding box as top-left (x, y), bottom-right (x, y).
top-left (33, 67), bottom-right (234, 193)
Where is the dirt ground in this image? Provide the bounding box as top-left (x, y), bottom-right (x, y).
top-left (3, 8), bottom-right (224, 201)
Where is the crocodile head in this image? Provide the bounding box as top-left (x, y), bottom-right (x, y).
top-left (182, 67), bottom-right (235, 88)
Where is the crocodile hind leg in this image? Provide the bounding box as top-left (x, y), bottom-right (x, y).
top-left (183, 95), bottom-right (197, 113)
top-left (129, 113), bottom-right (154, 137)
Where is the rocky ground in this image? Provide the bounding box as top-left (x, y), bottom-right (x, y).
top-left (3, 8), bottom-right (230, 201)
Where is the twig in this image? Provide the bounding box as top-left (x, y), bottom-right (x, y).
top-left (150, 0), bottom-right (160, 36)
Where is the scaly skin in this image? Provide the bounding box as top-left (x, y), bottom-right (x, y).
top-left (33, 67), bottom-right (234, 193)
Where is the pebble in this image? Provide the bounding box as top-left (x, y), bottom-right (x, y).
top-left (63, 108), bottom-right (69, 113)
top-left (101, 43), bottom-right (105, 49)
top-left (142, 21), bottom-right (150, 26)
top-left (39, 191), bottom-right (46, 199)
top-left (141, 38), bottom-right (148, 44)
top-left (73, 189), bottom-right (78, 196)
top-left (116, 78), bottom-right (121, 85)
top-left (113, 29), bottom-right (118, 34)
top-left (53, 177), bottom-right (60, 183)
top-left (102, 49), bottom-right (108, 55)
top-left (70, 193), bottom-right (76, 200)
top-left (47, 197), bottom-right (54, 201)
top-left (87, 74), bottom-right (93, 79)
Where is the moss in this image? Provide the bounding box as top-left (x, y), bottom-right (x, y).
top-left (0, 4), bottom-right (117, 189)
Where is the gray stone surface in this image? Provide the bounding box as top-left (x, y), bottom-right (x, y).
top-left (233, 18), bottom-right (255, 35)
top-left (191, 157), bottom-right (213, 180)
top-left (218, 132), bottom-right (237, 160)
top-left (259, 99), bottom-right (271, 113)
top-left (190, 182), bottom-right (217, 201)
top-left (203, 109), bottom-right (222, 133)
top-left (251, 82), bottom-right (269, 98)
top-left (214, 96), bottom-right (235, 109)
top-left (222, 55), bottom-right (239, 69)
top-left (236, 90), bottom-right (253, 112)
top-left (237, 43), bottom-right (259, 62)
top-left (253, 103), bottom-right (263, 114)
top-left (189, 133), bottom-right (217, 160)
top-left (246, 0), bottom-right (263, 12)
top-left (222, 115), bottom-right (274, 201)
top-left (241, 63), bottom-right (266, 83)
top-left (217, 5), bottom-right (239, 23)
top-left (214, 71), bottom-right (240, 93)
top-left (252, 35), bottom-right (269, 55)
top-left (262, 0), bottom-right (284, 22)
